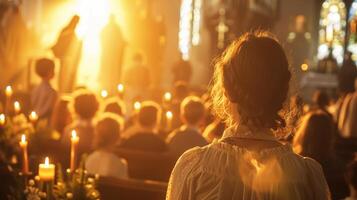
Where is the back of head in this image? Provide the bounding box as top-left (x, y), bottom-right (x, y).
top-left (346, 160), bottom-right (357, 191)
top-left (181, 96), bottom-right (205, 126)
top-left (211, 31), bottom-right (291, 130)
top-left (312, 90), bottom-right (329, 109)
top-left (293, 110), bottom-right (335, 161)
top-left (138, 101), bottom-right (161, 129)
top-left (94, 113), bottom-right (123, 149)
top-left (71, 89), bottom-right (99, 120)
top-left (35, 58), bottom-right (55, 79)
top-left (174, 81), bottom-right (189, 100)
top-left (103, 97), bottom-right (126, 117)
top-left (51, 96), bottom-right (72, 133)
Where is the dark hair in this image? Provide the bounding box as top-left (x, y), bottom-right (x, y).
top-left (35, 58), bottom-right (55, 78)
top-left (312, 90), bottom-right (329, 109)
top-left (138, 101), bottom-right (161, 128)
top-left (211, 31), bottom-right (291, 130)
top-left (174, 81), bottom-right (190, 100)
top-left (181, 96), bottom-right (205, 125)
top-left (71, 89), bottom-right (99, 119)
top-left (94, 113), bottom-right (123, 149)
top-left (293, 110), bottom-right (335, 162)
top-left (103, 97), bottom-right (126, 117)
top-left (346, 160), bottom-right (357, 190)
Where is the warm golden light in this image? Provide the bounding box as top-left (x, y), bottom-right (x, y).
top-left (101, 90), bottom-right (109, 98)
top-left (166, 111), bottom-right (173, 119)
top-left (134, 101), bottom-right (141, 111)
top-left (39, 156), bottom-right (55, 181)
top-left (5, 85), bottom-right (13, 97)
top-left (164, 92), bottom-right (172, 102)
top-left (301, 63), bottom-right (309, 71)
top-left (29, 111), bottom-right (39, 122)
top-left (117, 84), bottom-right (124, 93)
top-left (71, 130), bottom-right (79, 141)
top-left (14, 101), bottom-right (21, 114)
top-left (21, 134), bottom-right (27, 144)
top-left (45, 157), bottom-right (50, 166)
top-left (0, 114), bottom-right (5, 125)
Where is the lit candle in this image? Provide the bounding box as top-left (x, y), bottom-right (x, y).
top-left (117, 84), bottom-right (124, 98)
top-left (0, 114), bottom-right (5, 126)
top-left (5, 85), bottom-right (13, 97)
top-left (14, 101), bottom-right (21, 114)
top-left (70, 130), bottom-right (79, 172)
top-left (163, 92), bottom-right (172, 103)
top-left (29, 111), bottom-right (38, 123)
top-left (166, 111), bottom-right (173, 130)
top-left (19, 134), bottom-right (29, 174)
top-left (38, 157), bottom-right (55, 181)
top-left (101, 90), bottom-right (108, 99)
top-left (134, 101), bottom-right (141, 112)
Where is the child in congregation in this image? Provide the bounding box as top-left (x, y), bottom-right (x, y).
top-left (85, 113), bottom-right (128, 179)
top-left (102, 97), bottom-right (126, 118)
top-left (31, 58), bottom-right (58, 119)
top-left (62, 89), bottom-right (99, 156)
top-left (166, 96), bottom-right (208, 157)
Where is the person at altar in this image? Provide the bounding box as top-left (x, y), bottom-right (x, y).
top-left (52, 15), bottom-right (82, 93)
top-left (99, 14), bottom-right (126, 94)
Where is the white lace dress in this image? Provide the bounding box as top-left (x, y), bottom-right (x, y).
top-left (166, 127), bottom-right (330, 200)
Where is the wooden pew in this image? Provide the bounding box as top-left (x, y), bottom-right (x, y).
top-left (97, 177), bottom-right (167, 200)
top-left (114, 148), bottom-right (177, 182)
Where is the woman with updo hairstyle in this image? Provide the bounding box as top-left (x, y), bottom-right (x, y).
top-left (166, 32), bottom-right (330, 200)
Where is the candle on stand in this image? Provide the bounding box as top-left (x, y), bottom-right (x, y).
top-left (134, 101), bottom-right (141, 112)
top-left (5, 86), bottom-right (13, 115)
top-left (0, 114), bottom-right (5, 126)
top-left (38, 157), bottom-right (55, 181)
top-left (101, 90), bottom-right (108, 99)
top-left (29, 111), bottom-right (38, 123)
top-left (14, 101), bottom-right (21, 114)
top-left (70, 130), bottom-right (79, 172)
top-left (166, 111), bottom-right (173, 130)
top-left (163, 92), bottom-right (172, 104)
top-left (117, 84), bottom-right (124, 98)
top-left (19, 134), bottom-right (29, 174)
top-left (5, 85), bottom-right (13, 97)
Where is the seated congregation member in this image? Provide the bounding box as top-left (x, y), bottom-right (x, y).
top-left (337, 78), bottom-right (357, 138)
top-left (51, 96), bottom-right (72, 134)
top-left (166, 32), bottom-right (330, 200)
top-left (312, 90), bottom-right (332, 117)
top-left (166, 96), bottom-right (208, 157)
top-left (102, 97), bottom-right (126, 117)
top-left (62, 89), bottom-right (99, 155)
top-left (293, 110), bottom-right (348, 199)
top-left (31, 58), bottom-right (58, 119)
top-left (120, 101), bottom-right (167, 152)
top-left (86, 113), bottom-right (128, 179)
top-left (344, 160), bottom-right (357, 200)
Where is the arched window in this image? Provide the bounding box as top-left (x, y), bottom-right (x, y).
top-left (318, 0), bottom-right (346, 64)
top-left (347, 0), bottom-right (357, 62)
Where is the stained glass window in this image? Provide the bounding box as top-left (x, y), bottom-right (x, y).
top-left (318, 0), bottom-right (346, 64)
top-left (347, 0), bottom-right (357, 62)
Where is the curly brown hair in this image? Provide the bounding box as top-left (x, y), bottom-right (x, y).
top-left (211, 31), bottom-right (291, 130)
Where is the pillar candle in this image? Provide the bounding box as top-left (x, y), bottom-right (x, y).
top-left (5, 86), bottom-right (12, 115)
top-left (134, 101), bottom-right (141, 112)
top-left (38, 157), bottom-right (55, 181)
top-left (14, 101), bottom-right (21, 114)
top-left (70, 130), bottom-right (79, 172)
top-left (166, 111), bottom-right (173, 130)
top-left (0, 114), bottom-right (5, 126)
top-left (19, 134), bottom-right (29, 174)
top-left (117, 84), bottom-right (124, 98)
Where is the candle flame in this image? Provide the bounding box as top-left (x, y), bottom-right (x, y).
top-left (134, 101), bottom-right (141, 111)
top-left (164, 92), bottom-right (172, 101)
top-left (29, 111), bottom-right (38, 121)
top-left (5, 85), bottom-right (13, 96)
top-left (14, 101), bottom-right (21, 111)
top-left (166, 111), bottom-right (173, 119)
top-left (117, 84), bottom-right (124, 92)
top-left (45, 157), bottom-right (49, 166)
top-left (0, 113), bottom-right (5, 125)
top-left (21, 134), bottom-right (26, 143)
top-left (71, 130), bottom-right (77, 139)
top-left (101, 90), bottom-right (108, 98)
